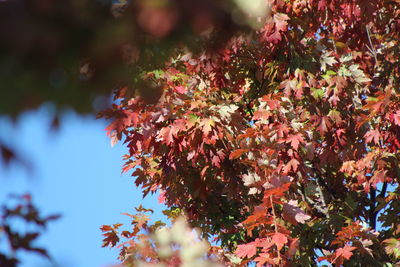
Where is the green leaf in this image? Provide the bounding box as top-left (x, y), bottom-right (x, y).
top-left (311, 87), bottom-right (325, 99)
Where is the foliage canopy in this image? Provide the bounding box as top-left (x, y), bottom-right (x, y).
top-left (101, 0), bottom-right (400, 266)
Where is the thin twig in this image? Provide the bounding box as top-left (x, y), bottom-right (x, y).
top-left (297, 185), bottom-right (329, 217)
top-left (366, 25), bottom-right (378, 67)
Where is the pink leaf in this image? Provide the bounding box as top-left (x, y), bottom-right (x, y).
top-left (335, 245), bottom-right (356, 260)
top-left (272, 233), bottom-right (288, 250)
top-left (283, 200), bottom-right (311, 225)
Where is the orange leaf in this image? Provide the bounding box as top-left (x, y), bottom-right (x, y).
top-left (229, 149), bottom-right (249, 160)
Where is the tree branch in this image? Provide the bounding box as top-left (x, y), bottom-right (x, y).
top-left (298, 183), bottom-right (329, 218)
top-left (369, 188), bottom-right (377, 229)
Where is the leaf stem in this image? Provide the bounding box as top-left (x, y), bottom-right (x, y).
top-left (270, 195), bottom-right (281, 264)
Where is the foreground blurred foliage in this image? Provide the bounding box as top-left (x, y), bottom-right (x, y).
top-left (101, 206), bottom-right (226, 267)
top-left (0, 0), bottom-right (261, 118)
top-left (0, 194), bottom-right (60, 267)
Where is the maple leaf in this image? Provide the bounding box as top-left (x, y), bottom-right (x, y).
top-left (335, 245), bottom-right (356, 260)
top-left (200, 118), bottom-right (215, 136)
top-left (242, 172), bottom-right (261, 187)
top-left (288, 238), bottom-right (299, 257)
top-left (174, 85), bottom-right (187, 94)
top-left (263, 182), bottom-right (291, 199)
top-left (393, 110), bottom-right (400, 126)
top-left (254, 253), bottom-right (277, 266)
top-left (102, 231), bottom-right (120, 247)
top-left (274, 13), bottom-right (289, 32)
top-left (318, 0), bottom-right (327, 10)
top-left (317, 116), bottom-right (331, 135)
top-left (157, 127), bottom-right (174, 145)
top-left (158, 190), bottom-right (166, 204)
top-left (253, 109), bottom-right (272, 121)
top-left (272, 233), bottom-right (288, 250)
top-left (262, 13), bottom-right (289, 43)
top-left (370, 169), bottom-right (388, 188)
top-left (349, 64), bottom-right (371, 84)
top-left (364, 129), bottom-right (381, 145)
top-left (285, 134), bottom-right (304, 151)
top-left (282, 158), bottom-right (300, 174)
top-left (282, 200), bottom-right (311, 225)
top-left (340, 161), bottom-right (355, 175)
top-left (383, 238), bottom-right (400, 258)
top-left (363, 96), bottom-right (383, 114)
top-left (100, 225), bottom-right (113, 232)
top-left (236, 243), bottom-right (257, 258)
top-left (122, 214), bottom-right (150, 229)
top-left (215, 104), bottom-right (238, 120)
top-left (229, 149), bottom-right (249, 160)
top-left (320, 51), bottom-right (337, 72)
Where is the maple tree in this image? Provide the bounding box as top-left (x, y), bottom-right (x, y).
top-left (100, 0), bottom-right (400, 266)
top-left (99, 1), bottom-right (400, 266)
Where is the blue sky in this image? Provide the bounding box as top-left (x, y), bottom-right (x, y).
top-left (0, 105), bottom-right (164, 267)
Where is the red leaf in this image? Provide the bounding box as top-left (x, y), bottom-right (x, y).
top-left (261, 13), bottom-right (289, 43)
top-left (282, 158), bottom-right (300, 174)
top-left (317, 116), bottom-right (331, 135)
top-left (285, 134), bottom-right (304, 151)
top-left (393, 110), bottom-right (400, 126)
top-left (364, 129), bottom-right (381, 145)
top-left (318, 0), bottom-right (327, 11)
top-left (371, 169), bottom-right (388, 188)
top-left (363, 96), bottom-right (384, 113)
top-left (100, 225), bottom-right (113, 232)
top-left (157, 127), bottom-right (174, 145)
top-left (264, 183), bottom-right (291, 199)
top-left (254, 253), bottom-right (277, 266)
top-left (236, 243), bottom-right (257, 258)
top-left (272, 233), bottom-right (288, 250)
